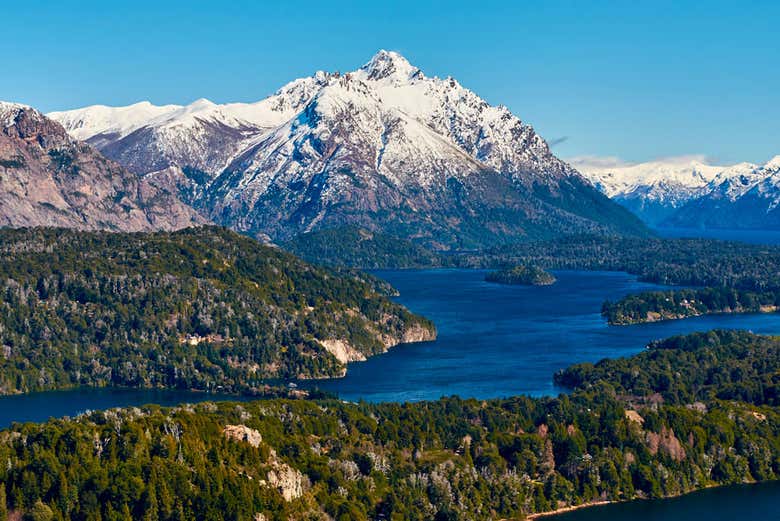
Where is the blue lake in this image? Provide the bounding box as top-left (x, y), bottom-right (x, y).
top-left (1, 268), bottom-right (779, 519)
top-left (305, 269), bottom-right (780, 402)
top-left (547, 481), bottom-right (780, 520)
top-left (4, 269), bottom-right (780, 425)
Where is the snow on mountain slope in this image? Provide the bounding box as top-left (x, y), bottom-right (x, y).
top-left (47, 50), bottom-right (648, 247)
top-left (352, 51), bottom-right (564, 180)
top-left (49, 50), bottom-right (573, 181)
top-left (575, 156), bottom-right (760, 225)
top-left (49, 74), bottom-right (332, 175)
top-left (703, 158), bottom-right (776, 201)
top-left (663, 155), bottom-right (780, 229)
top-left (48, 101), bottom-right (182, 141)
top-left (1, 101), bottom-right (32, 127)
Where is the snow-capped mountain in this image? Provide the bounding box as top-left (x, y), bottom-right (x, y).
top-left (48, 73), bottom-right (332, 176)
top-left (0, 101), bottom-right (203, 230)
top-left (574, 156), bottom-right (759, 225)
top-left (49, 50), bottom-right (647, 247)
top-left (665, 156), bottom-right (780, 229)
top-left (576, 155), bottom-right (780, 229)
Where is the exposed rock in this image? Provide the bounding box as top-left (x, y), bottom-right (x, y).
top-left (317, 320), bottom-right (435, 367)
top-left (0, 102), bottom-right (203, 231)
top-left (624, 410), bottom-right (645, 424)
top-left (222, 424), bottom-right (262, 448)
top-left (266, 462), bottom-right (305, 501)
top-left (317, 339), bottom-right (367, 364)
top-left (400, 322), bottom-right (437, 344)
top-left (646, 426), bottom-right (686, 462)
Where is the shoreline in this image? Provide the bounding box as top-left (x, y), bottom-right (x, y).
top-left (526, 500), bottom-right (612, 520)
top-left (607, 305), bottom-right (780, 326)
top-left (524, 480), bottom-right (777, 520)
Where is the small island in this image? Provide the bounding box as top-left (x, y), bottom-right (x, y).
top-left (485, 265), bottom-right (556, 286)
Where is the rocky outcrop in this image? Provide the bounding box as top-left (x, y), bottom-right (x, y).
top-left (399, 322), bottom-right (437, 344)
top-left (221, 423), bottom-right (305, 501)
top-left (223, 424), bottom-right (262, 448)
top-left (0, 102), bottom-right (204, 231)
top-left (646, 426), bottom-right (686, 462)
top-left (266, 462), bottom-right (305, 501)
top-left (317, 318), bottom-right (436, 368)
top-left (317, 339), bottom-right (367, 364)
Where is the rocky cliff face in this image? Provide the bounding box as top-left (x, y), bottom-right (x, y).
top-left (50, 51), bottom-right (648, 248)
top-left (0, 102), bottom-right (204, 231)
top-left (317, 319), bottom-right (436, 369)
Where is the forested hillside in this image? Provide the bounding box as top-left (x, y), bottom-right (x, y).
top-left (284, 227), bottom-right (443, 269)
top-left (0, 227), bottom-right (435, 394)
top-left (555, 330), bottom-right (780, 406)
top-left (601, 287), bottom-right (780, 325)
top-left (0, 330), bottom-right (777, 520)
top-left (288, 232), bottom-right (780, 291)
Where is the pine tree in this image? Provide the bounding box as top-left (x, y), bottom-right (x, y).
top-left (0, 486), bottom-right (7, 521)
top-left (143, 486), bottom-right (159, 521)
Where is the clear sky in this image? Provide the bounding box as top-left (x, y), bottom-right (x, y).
top-left (2, 0), bottom-right (778, 164)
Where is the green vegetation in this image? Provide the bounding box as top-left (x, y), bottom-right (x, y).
top-left (485, 265), bottom-right (556, 286)
top-left (462, 235), bottom-right (780, 288)
top-left (602, 287), bottom-right (780, 325)
top-left (284, 227), bottom-right (443, 269)
top-left (555, 330), bottom-right (780, 406)
top-left (0, 330), bottom-right (778, 520)
top-left (286, 232), bottom-right (780, 289)
top-left (0, 226), bottom-right (434, 395)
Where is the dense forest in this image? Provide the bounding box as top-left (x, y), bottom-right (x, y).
top-left (485, 265), bottom-right (556, 286)
top-left (477, 235), bottom-right (780, 324)
top-left (0, 227), bottom-right (434, 395)
top-left (601, 287), bottom-right (780, 324)
top-left (555, 330), bottom-right (780, 406)
top-left (284, 227), bottom-right (443, 269)
top-left (0, 330), bottom-right (778, 520)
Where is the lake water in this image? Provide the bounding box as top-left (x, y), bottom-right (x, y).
top-left (547, 481), bottom-right (780, 520)
top-left (4, 269), bottom-right (780, 424)
top-left (304, 269), bottom-right (780, 402)
top-left (0, 387), bottom-right (254, 427)
top-left (2, 268), bottom-right (779, 518)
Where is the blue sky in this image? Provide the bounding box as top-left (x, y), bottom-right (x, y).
top-left (2, 0), bottom-right (778, 164)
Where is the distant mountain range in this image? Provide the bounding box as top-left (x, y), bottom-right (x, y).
top-left (0, 102), bottom-right (202, 231)
top-left (576, 155), bottom-right (780, 229)
top-left (47, 50), bottom-right (647, 248)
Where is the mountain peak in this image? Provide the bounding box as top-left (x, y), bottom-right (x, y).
top-left (0, 100), bottom-right (29, 111)
top-left (360, 49), bottom-right (422, 83)
top-left (765, 155), bottom-right (780, 170)
top-left (0, 101), bottom-right (32, 126)
top-left (188, 98), bottom-right (216, 109)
